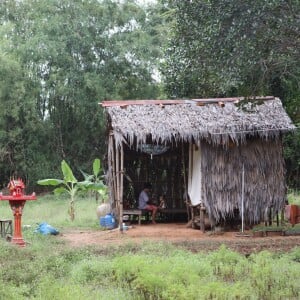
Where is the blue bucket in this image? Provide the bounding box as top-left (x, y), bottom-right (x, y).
top-left (100, 213), bottom-right (115, 229)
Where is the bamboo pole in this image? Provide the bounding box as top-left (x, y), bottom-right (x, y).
top-left (107, 135), bottom-right (112, 199)
top-left (182, 143), bottom-right (190, 220)
top-left (111, 135), bottom-right (117, 208)
top-left (119, 142), bottom-right (124, 232)
top-left (108, 132), bottom-right (116, 207)
top-left (241, 163), bottom-right (245, 233)
top-left (115, 140), bottom-right (120, 228)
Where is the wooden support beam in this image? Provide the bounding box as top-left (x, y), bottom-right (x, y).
top-left (200, 206), bottom-right (205, 233)
top-left (119, 143), bottom-right (124, 232)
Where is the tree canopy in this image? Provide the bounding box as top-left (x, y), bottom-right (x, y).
top-left (163, 0), bottom-right (300, 98)
top-left (0, 0), bottom-right (164, 186)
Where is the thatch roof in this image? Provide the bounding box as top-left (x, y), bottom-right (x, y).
top-left (102, 97), bottom-right (295, 147)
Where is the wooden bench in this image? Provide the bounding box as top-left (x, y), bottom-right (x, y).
top-left (0, 219), bottom-right (13, 239)
top-left (123, 209), bottom-right (145, 225)
top-left (123, 208), bottom-right (188, 224)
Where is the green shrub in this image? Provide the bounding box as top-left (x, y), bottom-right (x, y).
top-left (248, 250), bottom-right (300, 299)
top-left (70, 257), bottom-right (114, 284)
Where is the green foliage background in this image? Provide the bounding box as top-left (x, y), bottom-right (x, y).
top-left (0, 0), bottom-right (164, 187)
top-left (0, 0), bottom-right (299, 188)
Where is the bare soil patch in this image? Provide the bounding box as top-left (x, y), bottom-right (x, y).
top-left (59, 223), bottom-right (300, 254)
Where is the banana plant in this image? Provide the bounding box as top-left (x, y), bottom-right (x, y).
top-left (38, 160), bottom-right (92, 221)
top-left (80, 158), bottom-right (108, 203)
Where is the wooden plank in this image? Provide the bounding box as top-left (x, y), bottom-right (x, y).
top-left (123, 210), bottom-right (142, 225)
top-left (101, 99), bottom-right (185, 107)
top-left (101, 96), bottom-right (275, 107)
top-left (123, 209), bottom-right (142, 215)
top-left (159, 208), bottom-right (187, 214)
top-left (191, 96), bottom-right (274, 103)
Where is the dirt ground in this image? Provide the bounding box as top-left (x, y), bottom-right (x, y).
top-left (60, 223), bottom-right (300, 254)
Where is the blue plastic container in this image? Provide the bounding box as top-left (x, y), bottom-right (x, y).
top-left (100, 213), bottom-right (115, 229)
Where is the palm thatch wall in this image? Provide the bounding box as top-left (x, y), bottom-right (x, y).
top-left (101, 97), bottom-right (295, 226)
top-left (201, 139), bottom-right (286, 224)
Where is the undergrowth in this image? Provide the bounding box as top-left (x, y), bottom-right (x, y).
top-left (0, 241), bottom-right (299, 300)
top-left (0, 194), bottom-right (299, 299)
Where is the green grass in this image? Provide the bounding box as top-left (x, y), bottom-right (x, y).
top-left (0, 239), bottom-right (299, 300)
top-left (0, 194), bottom-right (299, 299)
top-left (0, 193), bottom-right (100, 231)
top-left (287, 190), bottom-right (300, 205)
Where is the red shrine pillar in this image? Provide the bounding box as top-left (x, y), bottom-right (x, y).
top-left (0, 178), bottom-right (36, 247)
top-left (9, 200), bottom-right (26, 247)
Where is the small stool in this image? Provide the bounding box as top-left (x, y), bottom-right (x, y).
top-left (0, 219), bottom-right (13, 238)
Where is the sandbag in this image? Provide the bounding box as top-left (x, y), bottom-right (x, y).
top-left (96, 203), bottom-right (111, 218)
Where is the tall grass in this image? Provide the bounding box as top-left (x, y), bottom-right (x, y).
top-left (0, 193), bottom-right (100, 231)
top-left (0, 194), bottom-right (299, 299)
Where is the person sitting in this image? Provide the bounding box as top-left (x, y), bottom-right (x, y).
top-left (159, 194), bottom-right (167, 209)
top-left (138, 182), bottom-right (158, 224)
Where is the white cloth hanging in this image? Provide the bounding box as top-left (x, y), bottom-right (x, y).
top-left (188, 143), bottom-right (202, 206)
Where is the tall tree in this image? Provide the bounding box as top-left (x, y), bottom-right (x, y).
top-left (163, 0), bottom-right (300, 98)
top-left (0, 44), bottom-right (46, 185)
top-left (0, 0), bottom-right (164, 185)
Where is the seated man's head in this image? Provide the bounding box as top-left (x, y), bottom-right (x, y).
top-left (143, 182), bottom-right (152, 191)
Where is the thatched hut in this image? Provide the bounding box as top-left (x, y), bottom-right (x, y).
top-left (101, 96), bottom-right (295, 229)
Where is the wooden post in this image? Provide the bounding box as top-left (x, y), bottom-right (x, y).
top-left (182, 143), bottom-right (190, 220)
top-left (191, 206), bottom-right (195, 229)
top-left (108, 132), bottom-right (116, 207)
top-left (268, 207), bottom-right (272, 226)
top-left (200, 205), bottom-right (205, 233)
top-left (281, 209), bottom-right (284, 226)
top-left (119, 143), bottom-right (124, 232)
top-left (110, 134), bottom-right (117, 204)
top-left (115, 140), bottom-right (120, 228)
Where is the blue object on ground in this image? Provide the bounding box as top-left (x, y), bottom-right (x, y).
top-left (35, 222), bottom-right (59, 235)
top-left (99, 213), bottom-right (115, 229)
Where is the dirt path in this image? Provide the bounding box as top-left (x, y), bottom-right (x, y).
top-left (59, 223), bottom-right (300, 254)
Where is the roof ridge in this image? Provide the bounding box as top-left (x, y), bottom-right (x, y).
top-left (100, 96), bottom-right (275, 107)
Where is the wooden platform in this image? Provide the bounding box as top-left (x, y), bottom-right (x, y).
top-left (123, 208), bottom-right (188, 224)
top-left (123, 209), bottom-right (143, 225)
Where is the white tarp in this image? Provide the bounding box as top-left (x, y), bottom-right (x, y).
top-left (188, 143), bottom-right (202, 205)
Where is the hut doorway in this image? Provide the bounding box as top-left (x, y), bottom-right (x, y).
top-left (122, 142), bottom-right (189, 223)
